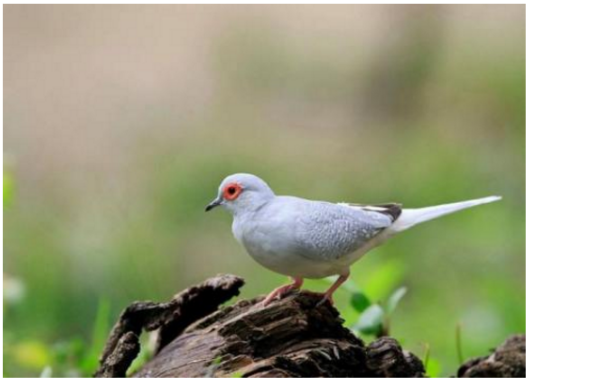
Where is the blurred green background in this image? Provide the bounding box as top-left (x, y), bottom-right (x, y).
top-left (3, 5), bottom-right (525, 377)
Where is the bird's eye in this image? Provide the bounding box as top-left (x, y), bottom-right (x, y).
top-left (223, 183), bottom-right (242, 201)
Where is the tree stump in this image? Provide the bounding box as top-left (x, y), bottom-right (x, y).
top-left (457, 335), bottom-right (526, 378)
top-left (95, 274), bottom-right (524, 378)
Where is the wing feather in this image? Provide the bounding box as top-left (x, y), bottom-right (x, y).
top-left (339, 202), bottom-right (402, 222)
top-left (292, 200), bottom-right (397, 261)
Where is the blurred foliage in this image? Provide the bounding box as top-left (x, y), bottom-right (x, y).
top-left (3, 298), bottom-right (112, 377)
top-left (333, 276), bottom-right (408, 338)
top-left (3, 170), bottom-right (14, 208)
top-left (3, 5), bottom-right (525, 377)
top-left (425, 357), bottom-right (442, 378)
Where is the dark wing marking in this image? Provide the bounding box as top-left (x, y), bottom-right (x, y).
top-left (344, 203), bottom-right (402, 222)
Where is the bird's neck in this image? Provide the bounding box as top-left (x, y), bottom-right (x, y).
top-left (232, 194), bottom-right (275, 218)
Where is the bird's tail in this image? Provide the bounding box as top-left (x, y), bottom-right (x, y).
top-left (391, 196), bottom-right (502, 233)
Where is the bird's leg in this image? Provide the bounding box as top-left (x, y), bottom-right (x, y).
top-left (317, 272), bottom-right (349, 306)
top-left (262, 277), bottom-right (304, 306)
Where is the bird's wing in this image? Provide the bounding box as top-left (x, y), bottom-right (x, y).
top-left (291, 199), bottom-right (398, 261)
top-left (339, 202), bottom-right (402, 222)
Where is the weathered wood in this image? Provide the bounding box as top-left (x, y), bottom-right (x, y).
top-left (133, 290), bottom-right (425, 378)
top-left (457, 335), bottom-right (526, 378)
top-left (95, 274), bottom-right (525, 378)
top-left (95, 274), bottom-right (244, 377)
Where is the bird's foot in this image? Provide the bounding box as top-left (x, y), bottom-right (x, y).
top-left (262, 277), bottom-right (303, 307)
top-left (262, 286), bottom-right (293, 306)
top-left (314, 272), bottom-right (348, 307)
top-left (315, 293), bottom-right (334, 307)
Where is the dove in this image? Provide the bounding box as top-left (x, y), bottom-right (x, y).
top-left (206, 173), bottom-right (501, 306)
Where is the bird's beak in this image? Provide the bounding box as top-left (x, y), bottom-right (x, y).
top-left (205, 198), bottom-right (222, 212)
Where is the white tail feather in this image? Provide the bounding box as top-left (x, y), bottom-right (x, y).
top-left (392, 196), bottom-right (502, 233)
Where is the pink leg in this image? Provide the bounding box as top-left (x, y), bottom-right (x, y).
top-left (263, 277), bottom-right (304, 306)
top-left (318, 272), bottom-right (349, 306)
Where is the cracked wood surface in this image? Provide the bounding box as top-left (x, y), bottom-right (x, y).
top-left (95, 274), bottom-right (524, 378)
top-left (133, 290), bottom-right (425, 377)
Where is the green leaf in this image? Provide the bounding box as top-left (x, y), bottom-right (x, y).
top-left (353, 304), bottom-right (385, 335)
top-left (80, 299), bottom-right (111, 375)
top-left (362, 259), bottom-right (404, 301)
top-left (385, 286), bottom-right (407, 315)
top-left (455, 322), bottom-right (464, 366)
top-left (350, 292), bottom-right (371, 313)
top-left (323, 277), bottom-right (371, 313)
top-left (425, 357), bottom-right (442, 378)
top-left (127, 333), bottom-right (154, 376)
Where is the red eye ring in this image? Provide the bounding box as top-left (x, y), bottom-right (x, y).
top-left (223, 182), bottom-right (242, 201)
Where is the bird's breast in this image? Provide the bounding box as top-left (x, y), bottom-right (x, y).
top-left (232, 217), bottom-right (344, 279)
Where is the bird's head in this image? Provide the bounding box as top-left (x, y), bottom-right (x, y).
top-left (206, 173), bottom-right (275, 215)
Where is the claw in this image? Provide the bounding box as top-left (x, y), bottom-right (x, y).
top-left (316, 294), bottom-right (334, 307)
top-left (262, 277), bottom-right (304, 307)
top-left (315, 273), bottom-right (348, 308)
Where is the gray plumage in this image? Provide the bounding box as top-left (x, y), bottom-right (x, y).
top-left (207, 173), bottom-right (501, 280)
top-left (233, 196), bottom-right (396, 278)
top-left (293, 199), bottom-right (393, 260)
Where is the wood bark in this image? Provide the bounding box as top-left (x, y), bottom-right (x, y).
top-left (95, 274), bottom-right (524, 378)
top-left (457, 335), bottom-right (526, 378)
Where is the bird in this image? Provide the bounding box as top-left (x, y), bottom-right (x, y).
top-left (206, 173), bottom-right (501, 306)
